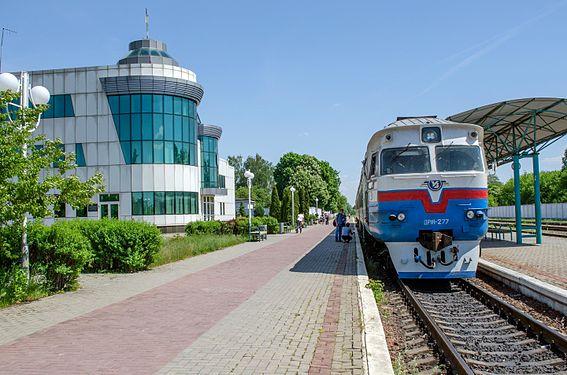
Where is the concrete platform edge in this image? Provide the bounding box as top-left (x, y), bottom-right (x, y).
top-left (479, 258), bottom-right (567, 316)
top-left (354, 229), bottom-right (395, 375)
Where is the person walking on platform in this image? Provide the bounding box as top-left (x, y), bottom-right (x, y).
top-left (335, 209), bottom-right (346, 242)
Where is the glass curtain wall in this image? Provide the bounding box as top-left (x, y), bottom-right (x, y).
top-left (200, 136), bottom-right (218, 188)
top-left (108, 94), bottom-right (198, 165)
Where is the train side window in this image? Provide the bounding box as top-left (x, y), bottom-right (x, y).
top-left (369, 152), bottom-right (377, 177)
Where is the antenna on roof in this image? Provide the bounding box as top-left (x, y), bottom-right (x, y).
top-left (0, 27), bottom-right (17, 72)
top-left (145, 8), bottom-right (149, 39)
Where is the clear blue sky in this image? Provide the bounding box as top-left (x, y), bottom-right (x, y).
top-left (2, 0), bottom-right (566, 203)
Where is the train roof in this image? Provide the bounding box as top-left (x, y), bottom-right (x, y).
top-left (364, 117), bottom-right (481, 156)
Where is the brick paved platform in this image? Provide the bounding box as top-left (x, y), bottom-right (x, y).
top-left (481, 235), bottom-right (567, 290)
top-left (0, 225), bottom-right (367, 374)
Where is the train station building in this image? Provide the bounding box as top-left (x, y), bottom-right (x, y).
top-left (26, 38), bottom-right (235, 227)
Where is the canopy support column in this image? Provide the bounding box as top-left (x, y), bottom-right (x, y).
top-left (513, 154), bottom-right (523, 244)
top-left (532, 154), bottom-right (543, 244)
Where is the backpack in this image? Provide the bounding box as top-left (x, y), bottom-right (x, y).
top-left (332, 219), bottom-right (337, 227)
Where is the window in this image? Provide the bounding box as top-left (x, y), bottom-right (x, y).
top-left (75, 143), bottom-right (86, 167)
top-left (435, 145), bottom-right (484, 172)
top-left (132, 192), bottom-right (199, 216)
top-left (381, 146), bottom-right (431, 175)
top-left (54, 200), bottom-right (65, 218)
top-left (368, 152), bottom-right (377, 177)
top-left (100, 193), bottom-right (119, 202)
top-left (107, 94), bottom-right (198, 166)
top-left (76, 206), bottom-right (88, 217)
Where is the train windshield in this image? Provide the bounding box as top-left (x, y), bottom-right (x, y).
top-left (435, 145), bottom-right (484, 172)
top-left (381, 146), bottom-right (431, 175)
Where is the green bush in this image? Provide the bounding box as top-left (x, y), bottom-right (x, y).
top-left (29, 222), bottom-right (93, 291)
top-left (0, 225), bottom-right (23, 270)
top-left (70, 219), bottom-right (162, 273)
top-left (185, 220), bottom-right (222, 235)
top-left (0, 266), bottom-right (29, 304)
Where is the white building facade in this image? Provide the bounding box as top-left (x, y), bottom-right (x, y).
top-left (28, 38), bottom-right (235, 227)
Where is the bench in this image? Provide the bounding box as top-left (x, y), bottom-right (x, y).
top-left (486, 223), bottom-right (513, 241)
top-left (250, 225), bottom-right (268, 241)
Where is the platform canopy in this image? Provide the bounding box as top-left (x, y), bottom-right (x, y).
top-left (447, 98), bottom-right (567, 166)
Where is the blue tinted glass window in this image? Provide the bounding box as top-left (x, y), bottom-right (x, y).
top-left (175, 192), bottom-right (184, 214)
top-left (183, 192), bottom-right (190, 214)
top-left (140, 49), bottom-right (149, 56)
top-left (142, 141), bottom-right (153, 164)
top-left (165, 192), bottom-right (175, 214)
top-left (153, 141), bottom-right (164, 163)
top-left (131, 114), bottom-right (142, 140)
top-left (75, 143), bottom-right (86, 167)
top-left (64, 95), bottom-right (74, 116)
top-left (121, 141), bottom-right (131, 163)
top-left (119, 114), bottom-right (130, 140)
top-left (164, 114), bottom-right (174, 141)
top-left (131, 141), bottom-right (142, 164)
top-left (174, 142), bottom-right (183, 164)
top-left (141, 95), bottom-right (152, 113)
top-left (131, 94), bottom-right (141, 113)
top-left (132, 192), bottom-right (143, 215)
top-left (188, 101), bottom-right (195, 117)
top-left (153, 114), bottom-right (163, 140)
top-left (182, 99), bottom-right (189, 116)
top-left (182, 117), bottom-right (189, 142)
top-left (164, 142), bottom-right (174, 164)
top-left (181, 143), bottom-right (189, 164)
top-left (44, 100), bottom-right (54, 118)
top-left (112, 114), bottom-right (120, 135)
top-left (155, 192), bottom-right (165, 215)
top-left (142, 114), bottom-right (153, 140)
top-left (163, 96), bottom-right (173, 114)
top-left (143, 192), bottom-right (154, 215)
top-left (108, 96), bottom-right (119, 115)
top-left (174, 115), bottom-right (183, 141)
top-left (190, 144), bottom-right (197, 165)
top-left (54, 95), bottom-right (65, 117)
top-left (174, 97), bottom-right (182, 115)
top-left (119, 95), bottom-right (130, 114)
top-left (189, 118), bottom-right (196, 142)
top-left (153, 95), bottom-right (163, 113)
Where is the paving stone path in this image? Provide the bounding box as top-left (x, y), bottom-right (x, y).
top-left (481, 235), bottom-right (567, 289)
top-left (0, 225), bottom-right (365, 375)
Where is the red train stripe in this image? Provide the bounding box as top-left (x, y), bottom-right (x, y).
top-left (378, 189), bottom-right (488, 213)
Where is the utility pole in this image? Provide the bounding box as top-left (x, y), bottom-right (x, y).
top-left (0, 27), bottom-right (17, 72)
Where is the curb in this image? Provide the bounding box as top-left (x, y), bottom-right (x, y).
top-left (354, 229), bottom-right (395, 375)
top-left (479, 258), bottom-right (567, 315)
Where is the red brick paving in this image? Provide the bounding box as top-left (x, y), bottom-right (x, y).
top-left (308, 242), bottom-right (349, 374)
top-left (0, 226), bottom-right (332, 375)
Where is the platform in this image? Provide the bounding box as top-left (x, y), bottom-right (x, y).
top-left (0, 225), bottom-right (390, 374)
top-left (481, 235), bottom-right (567, 290)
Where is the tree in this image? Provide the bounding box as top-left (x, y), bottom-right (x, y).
top-left (238, 202), bottom-right (246, 217)
top-left (234, 186), bottom-right (270, 208)
top-left (243, 154), bottom-right (274, 192)
top-left (254, 204), bottom-right (265, 217)
top-left (269, 187), bottom-right (281, 219)
top-left (0, 91), bottom-right (104, 266)
top-left (228, 155), bottom-right (245, 188)
top-left (487, 174), bottom-right (502, 207)
top-left (280, 187), bottom-right (291, 223)
top-left (563, 147), bottom-right (567, 170)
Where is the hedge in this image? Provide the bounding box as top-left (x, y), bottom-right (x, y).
top-left (186, 217), bottom-right (281, 237)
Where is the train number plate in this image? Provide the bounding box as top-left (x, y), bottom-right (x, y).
top-left (423, 218), bottom-right (449, 225)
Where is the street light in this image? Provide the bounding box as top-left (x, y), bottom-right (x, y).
top-left (290, 186), bottom-right (296, 231)
top-left (0, 71), bottom-right (50, 283)
top-left (244, 170), bottom-right (254, 241)
top-left (315, 197), bottom-right (319, 224)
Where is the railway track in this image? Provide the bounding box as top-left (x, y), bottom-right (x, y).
top-left (398, 278), bottom-right (567, 374)
top-left (490, 219), bottom-right (567, 238)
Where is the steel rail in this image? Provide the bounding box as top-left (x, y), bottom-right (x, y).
top-left (396, 279), bottom-right (474, 375)
top-left (459, 279), bottom-right (567, 356)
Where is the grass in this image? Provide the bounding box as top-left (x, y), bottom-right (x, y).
top-left (151, 234), bottom-right (247, 267)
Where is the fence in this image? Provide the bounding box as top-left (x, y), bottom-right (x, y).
top-left (488, 203), bottom-right (567, 220)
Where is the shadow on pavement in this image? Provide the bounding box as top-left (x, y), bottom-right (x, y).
top-left (289, 232), bottom-right (358, 276)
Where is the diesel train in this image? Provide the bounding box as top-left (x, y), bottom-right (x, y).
top-left (355, 117), bottom-right (488, 279)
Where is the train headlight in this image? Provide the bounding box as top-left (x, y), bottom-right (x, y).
top-left (421, 127), bottom-right (441, 143)
top-left (397, 212), bottom-right (406, 221)
top-left (466, 210), bottom-right (475, 219)
top-left (475, 210), bottom-right (485, 219)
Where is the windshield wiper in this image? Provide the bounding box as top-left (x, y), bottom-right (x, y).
top-left (434, 141), bottom-right (455, 162)
top-left (391, 143), bottom-right (411, 163)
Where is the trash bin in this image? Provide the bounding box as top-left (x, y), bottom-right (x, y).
top-left (279, 222), bottom-right (285, 234)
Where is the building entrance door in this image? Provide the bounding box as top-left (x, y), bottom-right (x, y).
top-left (99, 194), bottom-right (120, 219)
top-left (203, 195), bottom-right (214, 221)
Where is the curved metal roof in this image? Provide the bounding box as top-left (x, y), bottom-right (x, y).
top-left (447, 98), bottom-right (567, 165)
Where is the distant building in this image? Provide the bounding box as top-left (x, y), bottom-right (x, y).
top-left (25, 38), bottom-right (235, 227)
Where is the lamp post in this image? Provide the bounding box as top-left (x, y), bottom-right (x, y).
top-left (290, 186), bottom-right (296, 230)
top-left (0, 72), bottom-right (50, 283)
top-left (315, 197), bottom-right (319, 224)
top-left (244, 170), bottom-right (254, 241)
